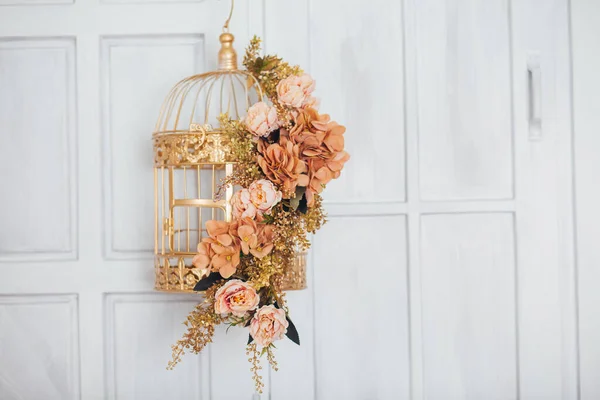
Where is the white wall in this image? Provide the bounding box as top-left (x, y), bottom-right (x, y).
top-left (571, 1), bottom-right (600, 399)
top-left (0, 0), bottom-right (594, 399)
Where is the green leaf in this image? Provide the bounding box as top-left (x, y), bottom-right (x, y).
top-left (289, 196), bottom-right (300, 211)
top-left (262, 214), bottom-right (275, 224)
top-left (289, 186), bottom-right (307, 211)
top-left (294, 186), bottom-right (307, 199)
top-left (263, 58), bottom-right (279, 70)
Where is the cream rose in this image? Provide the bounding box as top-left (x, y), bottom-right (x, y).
top-left (276, 74), bottom-right (316, 108)
top-left (302, 96), bottom-right (320, 110)
top-left (297, 74), bottom-right (316, 98)
top-left (214, 280), bottom-right (260, 317)
top-left (249, 305), bottom-right (289, 346)
top-left (245, 101), bottom-right (280, 138)
top-left (248, 179), bottom-right (282, 214)
top-left (231, 189), bottom-right (257, 219)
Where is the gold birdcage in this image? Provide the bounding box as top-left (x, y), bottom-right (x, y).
top-left (153, 11), bottom-right (306, 292)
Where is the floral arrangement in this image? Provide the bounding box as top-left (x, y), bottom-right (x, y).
top-left (167, 37), bottom-right (349, 392)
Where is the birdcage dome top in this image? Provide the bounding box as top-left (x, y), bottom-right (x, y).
top-left (153, 33), bottom-right (264, 166)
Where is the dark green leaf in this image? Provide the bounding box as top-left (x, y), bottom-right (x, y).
top-left (267, 129), bottom-right (281, 143)
top-left (286, 317), bottom-right (300, 345)
top-left (193, 272), bottom-right (222, 291)
top-left (297, 193), bottom-right (308, 214)
top-left (248, 334), bottom-right (254, 345)
top-left (255, 57), bottom-right (264, 70)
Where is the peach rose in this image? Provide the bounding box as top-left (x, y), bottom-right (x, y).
top-left (214, 280), bottom-right (260, 317)
top-left (257, 137), bottom-right (309, 198)
top-left (248, 179), bottom-right (282, 214)
top-left (276, 74), bottom-right (316, 108)
top-left (245, 101), bottom-right (280, 138)
top-left (231, 189), bottom-right (258, 219)
top-left (249, 305), bottom-right (289, 347)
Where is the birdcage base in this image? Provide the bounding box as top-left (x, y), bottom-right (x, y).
top-left (154, 252), bottom-right (307, 292)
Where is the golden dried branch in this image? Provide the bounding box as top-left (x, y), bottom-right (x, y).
top-left (246, 343), bottom-right (264, 393)
top-left (242, 36), bottom-right (303, 110)
top-left (167, 287), bottom-right (224, 370)
top-left (266, 345), bottom-right (279, 372)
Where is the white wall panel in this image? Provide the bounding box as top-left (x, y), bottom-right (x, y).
top-left (572, 0), bottom-right (600, 398)
top-left (101, 35), bottom-right (204, 259)
top-left (209, 325), bottom-right (261, 399)
top-left (264, 0), bottom-right (308, 65)
top-left (415, 0), bottom-right (513, 201)
top-left (420, 213), bottom-right (517, 400)
top-left (0, 38), bottom-right (77, 261)
top-left (312, 216), bottom-right (410, 399)
top-left (309, 0), bottom-right (406, 204)
top-left (0, 0), bottom-right (71, 5)
top-left (101, 0), bottom-right (200, 4)
top-left (510, 1), bottom-right (578, 397)
top-left (0, 294), bottom-right (79, 400)
top-left (104, 293), bottom-right (205, 399)
top-left (269, 249), bottom-right (315, 400)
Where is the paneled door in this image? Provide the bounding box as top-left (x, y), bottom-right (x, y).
top-left (0, 0), bottom-right (578, 400)
top-left (0, 1), bottom-right (265, 399)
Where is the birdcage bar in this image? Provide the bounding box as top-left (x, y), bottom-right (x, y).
top-left (161, 166), bottom-right (165, 255)
top-left (154, 167), bottom-right (158, 256)
top-left (154, 158), bottom-right (232, 291)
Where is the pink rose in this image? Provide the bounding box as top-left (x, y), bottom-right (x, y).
top-left (231, 189), bottom-right (257, 219)
top-left (214, 280), bottom-right (260, 317)
top-left (276, 74), bottom-right (316, 108)
top-left (249, 305), bottom-right (289, 346)
top-left (248, 179), bottom-right (282, 214)
top-left (245, 101), bottom-right (280, 138)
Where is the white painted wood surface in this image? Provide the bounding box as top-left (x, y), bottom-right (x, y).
top-left (572, 1), bottom-right (600, 399)
top-left (420, 214), bottom-right (517, 399)
top-left (415, 0), bottom-right (513, 201)
top-left (0, 0), bottom-right (586, 399)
